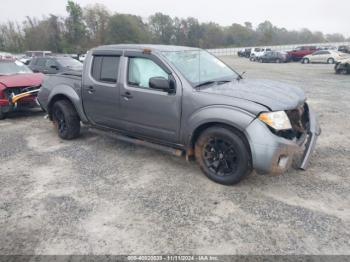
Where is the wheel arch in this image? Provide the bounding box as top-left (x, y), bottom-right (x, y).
top-left (47, 88), bottom-right (88, 122)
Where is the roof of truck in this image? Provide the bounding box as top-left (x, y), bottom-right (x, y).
top-left (94, 44), bottom-right (200, 52)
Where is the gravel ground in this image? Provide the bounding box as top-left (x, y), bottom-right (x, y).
top-left (0, 57), bottom-right (349, 255)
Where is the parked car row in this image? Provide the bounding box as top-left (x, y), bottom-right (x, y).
top-left (239, 45), bottom-right (350, 65)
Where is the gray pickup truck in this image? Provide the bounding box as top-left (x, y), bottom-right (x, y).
top-left (38, 44), bottom-right (321, 185)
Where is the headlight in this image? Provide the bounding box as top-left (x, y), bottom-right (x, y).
top-left (259, 111), bottom-right (292, 130)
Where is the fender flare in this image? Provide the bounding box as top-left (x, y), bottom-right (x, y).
top-left (47, 84), bottom-right (88, 123)
top-left (183, 105), bottom-right (256, 148)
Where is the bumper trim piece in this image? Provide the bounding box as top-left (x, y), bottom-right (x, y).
top-left (299, 108), bottom-right (321, 170)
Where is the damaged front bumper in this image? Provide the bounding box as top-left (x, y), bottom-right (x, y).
top-left (245, 107), bottom-right (321, 174)
top-left (0, 88), bottom-right (41, 114)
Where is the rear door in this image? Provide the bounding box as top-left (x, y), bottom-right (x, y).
top-left (118, 51), bottom-right (182, 143)
top-left (82, 50), bottom-right (122, 128)
top-left (310, 51), bottom-right (321, 62)
top-left (30, 58), bottom-right (43, 73)
top-left (36, 58), bottom-right (47, 73)
top-left (322, 51), bottom-right (331, 63)
top-left (313, 51), bottom-right (327, 62)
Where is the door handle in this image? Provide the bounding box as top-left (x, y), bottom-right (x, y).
top-left (87, 86), bottom-right (95, 94)
top-left (121, 91), bottom-right (133, 100)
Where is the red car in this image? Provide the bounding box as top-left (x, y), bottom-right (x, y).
top-left (0, 58), bottom-right (44, 120)
top-left (287, 46), bottom-right (317, 61)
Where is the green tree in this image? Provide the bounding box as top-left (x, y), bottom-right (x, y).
top-left (84, 4), bottom-right (110, 46)
top-left (199, 22), bottom-right (225, 48)
top-left (107, 14), bottom-right (150, 44)
top-left (65, 0), bottom-right (87, 51)
top-left (257, 21), bottom-right (274, 45)
top-left (0, 21), bottom-right (24, 52)
top-left (149, 13), bottom-right (174, 44)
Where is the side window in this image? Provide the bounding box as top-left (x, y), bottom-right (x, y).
top-left (45, 59), bottom-right (56, 68)
top-left (36, 58), bottom-right (46, 66)
top-left (91, 56), bottom-right (120, 83)
top-left (128, 57), bottom-right (168, 89)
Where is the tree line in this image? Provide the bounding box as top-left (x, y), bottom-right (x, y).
top-left (0, 1), bottom-right (349, 54)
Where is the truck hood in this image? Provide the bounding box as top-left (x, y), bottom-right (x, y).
top-left (0, 73), bottom-right (44, 88)
top-left (198, 79), bottom-right (306, 111)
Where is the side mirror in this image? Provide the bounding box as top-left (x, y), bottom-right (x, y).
top-left (50, 65), bottom-right (59, 70)
top-left (149, 77), bottom-right (172, 92)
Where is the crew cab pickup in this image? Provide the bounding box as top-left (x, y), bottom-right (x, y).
top-left (38, 44), bottom-right (321, 185)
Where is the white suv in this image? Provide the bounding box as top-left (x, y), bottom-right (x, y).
top-left (250, 47), bottom-right (272, 61)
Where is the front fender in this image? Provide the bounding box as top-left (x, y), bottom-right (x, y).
top-left (47, 85), bottom-right (88, 123)
top-left (182, 105), bottom-right (256, 146)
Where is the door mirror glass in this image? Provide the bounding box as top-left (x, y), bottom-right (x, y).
top-left (149, 77), bottom-right (171, 92)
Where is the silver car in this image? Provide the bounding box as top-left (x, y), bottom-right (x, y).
top-left (302, 50), bottom-right (349, 64)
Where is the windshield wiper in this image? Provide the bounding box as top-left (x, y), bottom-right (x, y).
top-left (236, 71), bottom-right (246, 81)
top-left (195, 80), bottom-right (231, 88)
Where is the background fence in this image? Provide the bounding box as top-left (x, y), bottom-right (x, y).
top-left (207, 42), bottom-right (350, 57)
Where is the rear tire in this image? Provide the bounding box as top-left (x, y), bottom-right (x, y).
top-left (327, 58), bottom-right (335, 64)
top-left (195, 126), bottom-right (252, 185)
top-left (52, 100), bottom-right (80, 140)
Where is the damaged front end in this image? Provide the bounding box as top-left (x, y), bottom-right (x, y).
top-left (245, 102), bottom-right (321, 175)
top-left (0, 86), bottom-right (41, 117)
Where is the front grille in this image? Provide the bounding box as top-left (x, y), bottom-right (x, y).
top-left (276, 103), bottom-right (309, 140)
top-left (4, 86), bottom-right (39, 99)
top-left (286, 103), bottom-right (309, 135)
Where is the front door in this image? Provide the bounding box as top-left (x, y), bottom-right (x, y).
top-left (118, 53), bottom-right (182, 144)
top-left (82, 54), bottom-right (122, 128)
top-left (45, 58), bottom-right (59, 74)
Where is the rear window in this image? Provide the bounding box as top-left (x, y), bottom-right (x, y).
top-left (91, 56), bottom-right (120, 83)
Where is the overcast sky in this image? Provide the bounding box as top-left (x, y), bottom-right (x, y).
top-left (1, 0), bottom-right (350, 37)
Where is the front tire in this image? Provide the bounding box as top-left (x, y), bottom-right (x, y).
top-left (0, 108), bottom-right (6, 120)
top-left (195, 126), bottom-right (252, 185)
top-left (52, 100), bottom-right (80, 140)
top-left (302, 58), bottom-right (310, 64)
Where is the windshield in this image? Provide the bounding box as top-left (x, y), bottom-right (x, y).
top-left (56, 57), bottom-right (83, 68)
top-left (162, 50), bottom-right (238, 86)
top-left (0, 60), bottom-right (33, 75)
